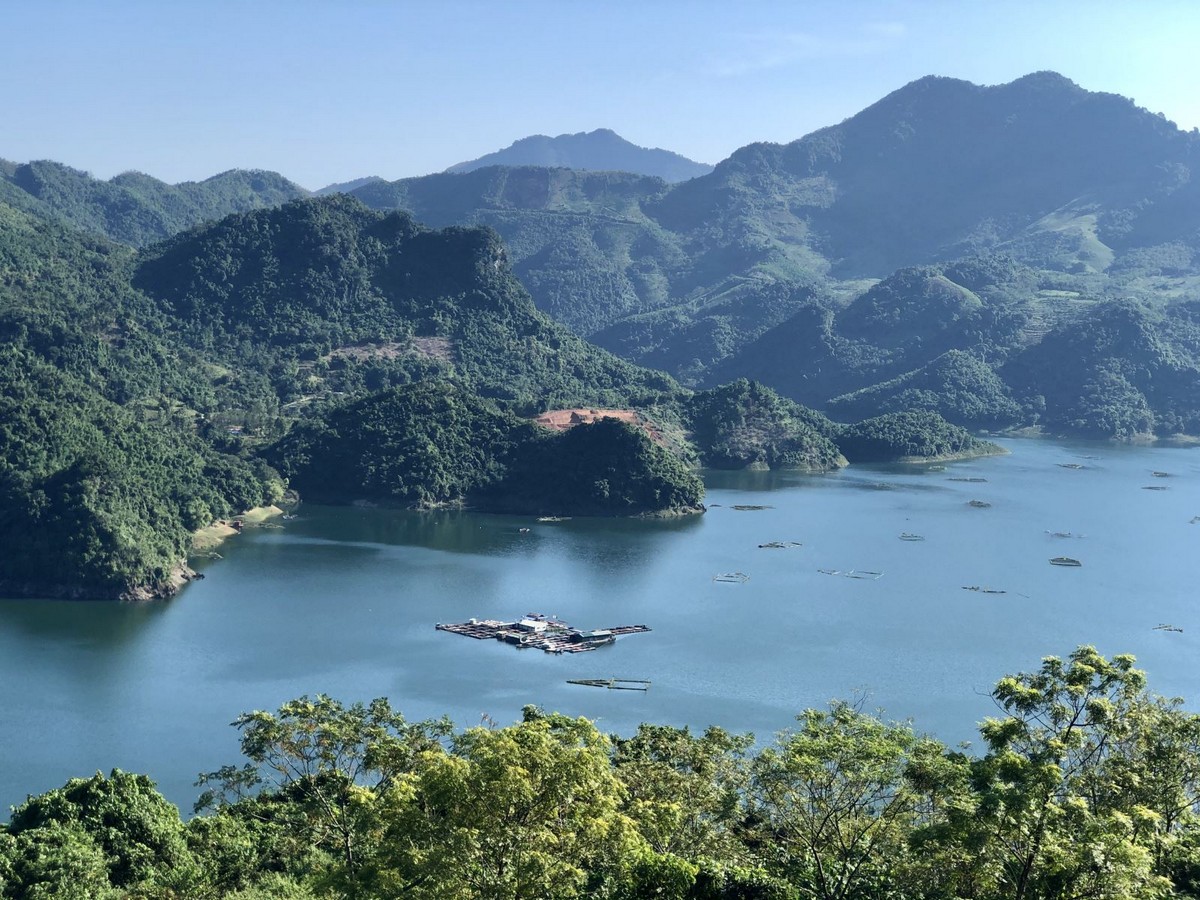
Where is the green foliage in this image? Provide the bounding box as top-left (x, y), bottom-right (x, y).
top-left (828, 350), bottom-right (1026, 430)
top-left (5, 646), bottom-right (1200, 898)
top-left (265, 381), bottom-right (538, 506)
top-left (498, 417), bottom-right (706, 516)
top-left (0, 192), bottom-right (686, 595)
top-left (685, 380), bottom-right (844, 470)
top-left (267, 383), bottom-right (703, 515)
top-left (1006, 298), bottom-right (1200, 438)
top-left (834, 410), bottom-right (1002, 463)
top-left (0, 349), bottom-right (279, 598)
top-left (6, 770), bottom-right (193, 893)
top-left (968, 647), bottom-right (1171, 899)
top-left (133, 194), bottom-right (678, 410)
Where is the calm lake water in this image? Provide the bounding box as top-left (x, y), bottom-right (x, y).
top-left (2, 437), bottom-right (1198, 817)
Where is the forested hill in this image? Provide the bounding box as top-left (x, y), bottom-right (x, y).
top-left (0, 201), bottom-right (285, 599)
top-left (445, 128), bottom-right (714, 182)
top-left (132, 194), bottom-right (678, 410)
top-left (0, 194), bottom-right (685, 599)
top-left (0, 159), bottom-right (308, 247)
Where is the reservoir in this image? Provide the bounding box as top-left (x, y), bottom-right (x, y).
top-left (1, 437), bottom-right (1197, 816)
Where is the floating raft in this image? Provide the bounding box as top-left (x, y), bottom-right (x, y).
top-left (436, 613), bottom-right (650, 654)
top-left (818, 569), bottom-right (883, 580)
top-left (713, 572), bottom-right (750, 583)
top-left (567, 678), bottom-right (651, 691)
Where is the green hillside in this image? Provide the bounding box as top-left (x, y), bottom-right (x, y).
top-left (1, 159), bottom-right (309, 247)
top-left (0, 194), bottom-right (692, 597)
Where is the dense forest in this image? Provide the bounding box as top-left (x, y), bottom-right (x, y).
top-left (3, 647), bottom-right (1200, 899)
top-left (2, 185), bottom-right (993, 598)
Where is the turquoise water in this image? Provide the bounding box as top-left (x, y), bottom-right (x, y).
top-left (2, 437), bottom-right (1197, 816)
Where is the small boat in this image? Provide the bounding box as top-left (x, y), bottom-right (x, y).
top-left (1153, 624), bottom-right (1184, 633)
top-left (758, 540), bottom-right (802, 549)
top-left (1142, 485), bottom-right (1169, 491)
top-left (1049, 556), bottom-right (1082, 567)
top-left (899, 533), bottom-right (925, 541)
top-left (1152, 471), bottom-right (1171, 478)
top-left (968, 500), bottom-right (992, 509)
top-left (949, 476), bottom-right (988, 482)
top-left (518, 527), bottom-right (531, 533)
top-left (962, 585), bottom-right (1006, 594)
top-left (1057, 463), bottom-right (1086, 470)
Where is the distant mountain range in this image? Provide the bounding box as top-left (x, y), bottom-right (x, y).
top-left (444, 128), bottom-right (713, 182)
top-left (4, 71), bottom-right (1200, 441)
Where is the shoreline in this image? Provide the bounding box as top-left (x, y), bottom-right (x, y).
top-left (191, 505), bottom-right (284, 555)
top-left (893, 443), bottom-right (1011, 465)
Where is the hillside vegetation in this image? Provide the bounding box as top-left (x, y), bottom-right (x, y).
top-left (0, 195), bottom-right (693, 597)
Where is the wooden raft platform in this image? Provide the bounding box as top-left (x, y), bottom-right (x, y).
top-left (436, 613), bottom-right (651, 654)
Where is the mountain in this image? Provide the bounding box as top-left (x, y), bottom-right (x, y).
top-left (445, 128), bottom-right (713, 182)
top-left (313, 175), bottom-right (385, 196)
top-left (0, 160), bottom-right (309, 246)
top-left (350, 72), bottom-right (1200, 438)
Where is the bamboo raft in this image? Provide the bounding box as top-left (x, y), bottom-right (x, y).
top-left (435, 613), bottom-right (651, 654)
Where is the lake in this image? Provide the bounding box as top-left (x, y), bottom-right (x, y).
top-left (2, 437), bottom-right (1197, 817)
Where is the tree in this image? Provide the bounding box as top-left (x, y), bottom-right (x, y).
top-left (3, 769), bottom-right (195, 897)
top-left (749, 701), bottom-right (951, 900)
top-left (365, 708), bottom-right (642, 899)
top-left (612, 723), bottom-right (754, 863)
top-left (196, 695), bottom-right (452, 894)
top-left (970, 646), bottom-right (1171, 900)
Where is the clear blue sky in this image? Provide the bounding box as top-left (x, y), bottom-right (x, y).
top-left (4, 0), bottom-right (1198, 190)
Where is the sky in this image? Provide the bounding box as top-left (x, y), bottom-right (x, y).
top-left (4, 0), bottom-right (1200, 190)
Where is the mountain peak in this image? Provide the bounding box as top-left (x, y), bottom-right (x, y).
top-left (445, 129), bottom-right (713, 182)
